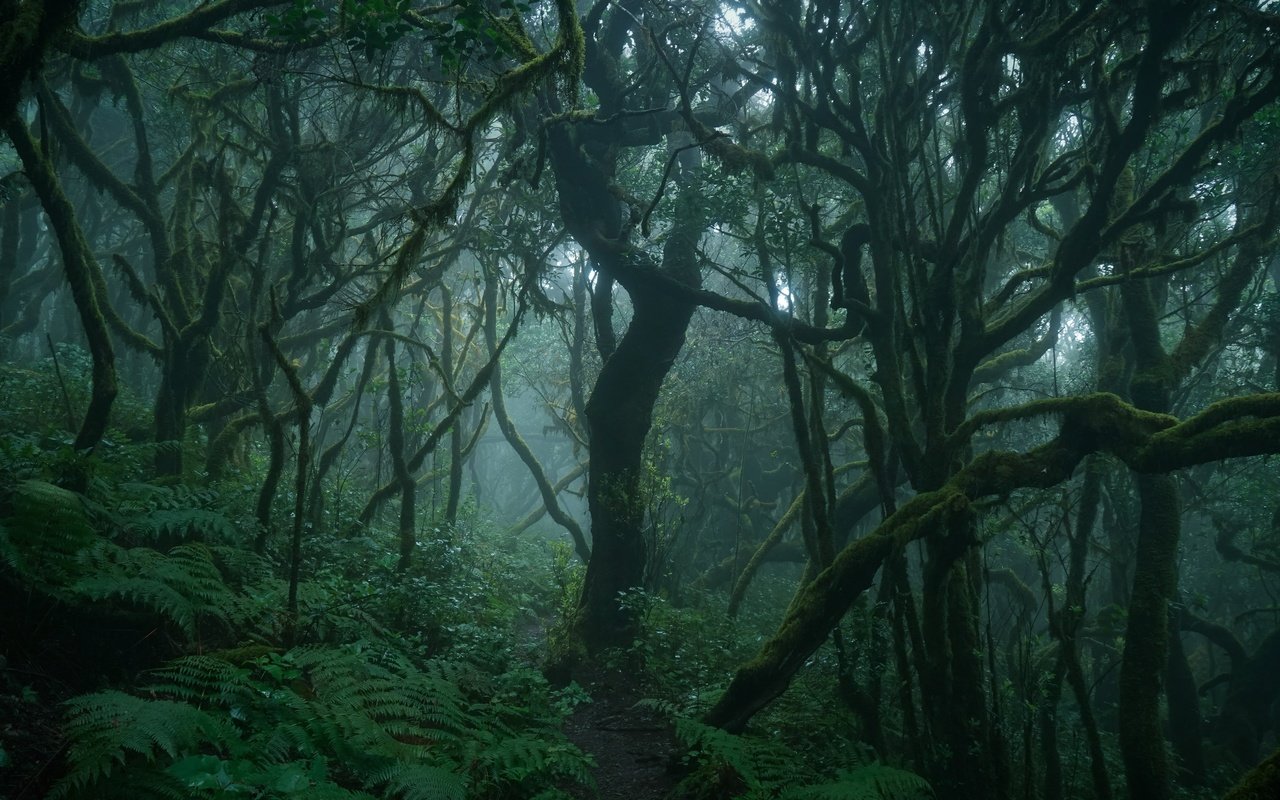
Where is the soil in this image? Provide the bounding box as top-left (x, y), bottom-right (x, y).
top-left (0, 678), bottom-right (65, 800)
top-left (560, 666), bottom-right (681, 800)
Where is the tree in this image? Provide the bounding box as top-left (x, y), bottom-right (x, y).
top-left (677, 5), bottom-right (1280, 800)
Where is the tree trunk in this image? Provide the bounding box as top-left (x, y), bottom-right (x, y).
top-left (575, 277), bottom-right (697, 651)
top-left (4, 115), bottom-right (117, 455)
top-left (546, 108), bottom-right (707, 654)
top-left (1118, 472), bottom-right (1180, 800)
top-left (1164, 607), bottom-right (1206, 785)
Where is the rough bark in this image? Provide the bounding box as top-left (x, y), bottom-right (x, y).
top-left (0, 0), bottom-right (81, 121)
top-left (382, 314), bottom-right (416, 571)
top-left (4, 114), bottom-right (117, 454)
top-left (573, 267), bottom-right (700, 650)
top-left (545, 24), bottom-right (709, 648)
top-left (442, 287), bottom-right (464, 523)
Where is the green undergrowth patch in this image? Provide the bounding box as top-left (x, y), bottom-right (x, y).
top-left (634, 702), bottom-right (933, 800)
top-left (0, 435), bottom-right (593, 799)
top-left (615, 586), bottom-right (933, 800)
top-left (53, 644), bottom-right (591, 799)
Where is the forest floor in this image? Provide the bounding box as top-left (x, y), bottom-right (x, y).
top-left (560, 665), bottom-right (681, 800)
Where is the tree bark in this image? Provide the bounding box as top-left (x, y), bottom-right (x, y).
top-left (573, 271), bottom-right (699, 650)
top-left (4, 114), bottom-right (117, 454)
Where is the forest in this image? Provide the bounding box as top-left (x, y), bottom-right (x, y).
top-left (3, 1), bottom-right (1280, 799)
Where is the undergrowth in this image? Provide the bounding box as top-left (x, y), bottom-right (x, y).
top-left (612, 587), bottom-right (935, 800)
top-left (0, 426), bottom-right (592, 799)
top-left (53, 644), bottom-right (589, 799)
top-left (0, 356), bottom-right (927, 800)
top-left (628, 699), bottom-right (934, 800)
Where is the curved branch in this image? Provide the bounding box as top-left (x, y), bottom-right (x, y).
top-left (704, 390), bottom-right (1280, 732)
top-left (60, 0), bottom-right (283, 58)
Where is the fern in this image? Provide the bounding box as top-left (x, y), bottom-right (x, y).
top-left (676, 717), bottom-right (760, 784)
top-left (675, 717), bottom-right (802, 788)
top-left (1, 479), bottom-right (97, 585)
top-left (665, 713), bottom-right (931, 800)
top-left (130, 507), bottom-right (240, 544)
top-left (207, 543), bottom-right (274, 586)
top-left (473, 732), bottom-right (594, 787)
top-left (780, 766), bottom-right (935, 800)
top-left (72, 541), bottom-right (236, 636)
top-left (52, 691), bottom-right (232, 798)
top-left (54, 643), bottom-right (591, 799)
top-left (367, 763), bottom-right (468, 800)
top-left (145, 655), bottom-right (262, 710)
top-left (91, 481), bottom-right (243, 549)
top-left (114, 482), bottom-right (221, 513)
top-left (1, 479), bottom-right (261, 641)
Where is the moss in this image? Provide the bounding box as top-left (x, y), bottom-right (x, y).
top-left (1136, 396), bottom-right (1280, 472)
top-left (1223, 746), bottom-right (1280, 800)
top-left (702, 136), bottom-right (776, 180)
top-left (728, 491), bottom-right (804, 616)
top-left (556, 0), bottom-right (587, 102)
top-left (949, 392), bottom-right (1175, 456)
top-left (704, 489), bottom-right (966, 732)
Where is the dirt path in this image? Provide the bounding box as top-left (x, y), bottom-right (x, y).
top-left (560, 668), bottom-right (681, 799)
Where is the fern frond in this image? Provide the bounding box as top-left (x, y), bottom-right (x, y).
top-left (75, 572), bottom-right (198, 631)
top-left (368, 763), bottom-right (468, 800)
top-left (53, 691), bottom-right (230, 797)
top-left (471, 731), bottom-right (591, 787)
top-left (71, 541), bottom-right (235, 636)
top-left (781, 766), bottom-right (935, 800)
top-left (675, 717), bottom-right (761, 785)
top-left (2, 479), bottom-right (97, 585)
top-left (208, 543), bottom-right (274, 586)
top-left (258, 720), bottom-right (320, 763)
top-left (134, 507), bottom-right (240, 544)
top-left (115, 481), bottom-right (220, 513)
top-left (297, 785), bottom-right (380, 800)
top-left (146, 655), bottom-right (256, 709)
top-left (56, 641), bottom-right (586, 799)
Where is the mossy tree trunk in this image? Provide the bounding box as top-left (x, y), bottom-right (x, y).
top-left (1118, 472), bottom-right (1181, 800)
top-left (4, 114), bottom-right (117, 454)
top-left (541, 0), bottom-right (718, 655)
top-left (1115, 169), bottom-right (1273, 797)
top-left (382, 310), bottom-right (417, 572)
top-left (919, 525), bottom-right (1009, 800)
top-left (573, 275), bottom-right (698, 650)
top-left (442, 286), bottom-right (464, 523)
top-left (0, 0), bottom-right (81, 121)
top-left (1223, 745), bottom-right (1280, 800)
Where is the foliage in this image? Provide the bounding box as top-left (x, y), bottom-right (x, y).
top-left (0, 438), bottom-right (589, 799)
top-left (0, 479), bottom-right (98, 586)
top-left (614, 589), bottom-right (756, 709)
top-left (0, 471), bottom-right (270, 640)
top-left (53, 643), bottom-right (590, 799)
top-left (778, 768), bottom-right (934, 800)
top-left (7, 0), bottom-right (1280, 798)
top-left (657, 712), bottom-right (933, 800)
